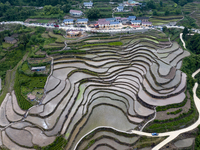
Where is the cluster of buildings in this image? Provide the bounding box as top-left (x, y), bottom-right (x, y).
top-left (94, 16), bottom-right (152, 28)
top-left (125, 0), bottom-right (142, 6)
top-left (63, 15), bottom-right (152, 28)
top-left (117, 0), bottom-right (143, 12)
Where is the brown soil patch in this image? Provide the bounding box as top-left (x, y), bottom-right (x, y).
top-left (163, 67), bottom-right (176, 79)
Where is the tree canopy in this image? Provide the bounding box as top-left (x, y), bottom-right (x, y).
top-left (87, 8), bottom-right (101, 20)
top-left (187, 34), bottom-right (200, 54)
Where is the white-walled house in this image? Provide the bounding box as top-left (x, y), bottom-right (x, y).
top-left (97, 19), bottom-right (110, 28)
top-left (142, 22), bottom-right (152, 26)
top-left (131, 20), bottom-right (141, 25)
top-left (83, 1), bottom-right (93, 8)
top-left (117, 6), bottom-right (124, 12)
top-left (63, 19), bottom-right (74, 25)
top-left (77, 18), bottom-right (89, 24)
top-left (110, 21), bottom-right (121, 27)
top-left (128, 16), bottom-right (136, 21)
top-left (70, 10), bottom-right (83, 17)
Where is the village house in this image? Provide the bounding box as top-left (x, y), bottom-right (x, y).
top-left (137, 17), bottom-right (149, 22)
top-left (83, 1), bottom-right (93, 8)
top-left (63, 19), bottom-right (74, 25)
top-left (31, 66), bottom-right (46, 72)
top-left (76, 18), bottom-right (88, 24)
top-left (97, 19), bottom-right (110, 28)
top-left (115, 17), bottom-right (122, 22)
top-left (67, 31), bottom-right (81, 37)
top-left (142, 22), bottom-right (152, 26)
top-left (117, 6), bottom-right (124, 12)
top-left (70, 10), bottom-right (83, 17)
top-left (131, 20), bottom-right (141, 26)
top-left (126, 0), bottom-right (141, 6)
top-left (4, 37), bottom-right (17, 44)
top-left (110, 21), bottom-right (121, 28)
top-left (128, 16), bottom-right (136, 21)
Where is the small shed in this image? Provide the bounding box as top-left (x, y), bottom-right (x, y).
top-left (27, 94), bottom-right (36, 101)
top-left (4, 37), bottom-right (17, 44)
top-left (31, 66), bottom-right (46, 72)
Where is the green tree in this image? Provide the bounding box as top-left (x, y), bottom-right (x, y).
top-left (165, 10), bottom-right (170, 16)
top-left (160, 1), bottom-right (163, 7)
top-left (147, 0), bottom-right (156, 9)
top-left (175, 9), bottom-right (181, 15)
top-left (87, 8), bottom-right (101, 20)
top-left (162, 26), bottom-right (167, 32)
top-left (62, 4), bottom-right (71, 13)
top-left (183, 27), bottom-right (189, 39)
top-left (153, 10), bottom-right (158, 16)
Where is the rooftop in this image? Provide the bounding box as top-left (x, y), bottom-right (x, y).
top-left (128, 16), bottom-right (136, 20)
top-left (137, 17), bottom-right (149, 20)
top-left (77, 18), bottom-right (88, 22)
top-left (31, 66), bottom-right (46, 70)
top-left (117, 6), bottom-right (124, 9)
top-left (63, 19), bottom-right (74, 22)
top-left (110, 21), bottom-right (120, 25)
top-left (70, 10), bottom-right (83, 14)
top-left (27, 94), bottom-right (36, 100)
top-left (121, 17), bottom-right (128, 20)
top-left (106, 18), bottom-right (116, 21)
top-left (115, 17), bottom-right (121, 19)
top-left (98, 20), bottom-right (110, 25)
top-left (131, 20), bottom-right (141, 23)
top-left (4, 37), bottom-right (16, 42)
top-left (128, 0), bottom-right (139, 4)
top-left (83, 1), bottom-right (93, 5)
top-left (142, 22), bottom-right (152, 24)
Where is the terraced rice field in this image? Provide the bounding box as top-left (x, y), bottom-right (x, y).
top-left (0, 33), bottom-right (190, 149)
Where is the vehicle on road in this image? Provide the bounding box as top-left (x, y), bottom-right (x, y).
top-left (152, 133), bottom-right (158, 136)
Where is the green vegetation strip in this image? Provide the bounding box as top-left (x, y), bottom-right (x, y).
top-left (14, 71), bottom-right (33, 110)
top-left (34, 136), bottom-right (68, 150)
top-left (156, 97), bottom-right (187, 112)
top-left (167, 108), bottom-right (182, 115)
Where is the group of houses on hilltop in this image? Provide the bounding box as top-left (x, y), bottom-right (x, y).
top-left (94, 16), bottom-right (151, 28)
top-left (63, 15), bottom-right (152, 28)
